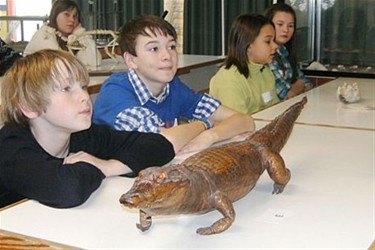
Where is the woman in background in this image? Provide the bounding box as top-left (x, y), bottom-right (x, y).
top-left (209, 14), bottom-right (279, 114)
top-left (264, 3), bottom-right (312, 100)
top-left (24, 0), bottom-right (101, 67)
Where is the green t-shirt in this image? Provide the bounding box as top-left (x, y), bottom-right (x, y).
top-left (209, 61), bottom-right (279, 114)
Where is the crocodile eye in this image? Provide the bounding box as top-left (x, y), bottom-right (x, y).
top-left (158, 172), bottom-right (166, 180)
top-left (155, 172), bottom-right (167, 183)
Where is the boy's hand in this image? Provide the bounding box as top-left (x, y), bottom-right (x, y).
top-left (178, 130), bottom-right (216, 154)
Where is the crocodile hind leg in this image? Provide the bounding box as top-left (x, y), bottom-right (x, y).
top-left (196, 191), bottom-right (235, 235)
top-left (260, 148), bottom-right (291, 194)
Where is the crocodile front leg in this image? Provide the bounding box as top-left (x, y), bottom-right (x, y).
top-left (196, 191), bottom-right (235, 235)
top-left (260, 148), bottom-right (291, 194)
top-left (137, 209), bottom-right (152, 232)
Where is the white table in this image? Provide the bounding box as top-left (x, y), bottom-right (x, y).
top-left (253, 77), bottom-right (375, 130)
top-left (87, 54), bottom-right (224, 76)
top-left (87, 54), bottom-right (224, 94)
top-left (1, 119), bottom-right (374, 249)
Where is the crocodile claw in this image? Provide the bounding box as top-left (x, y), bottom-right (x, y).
top-left (196, 226), bottom-right (214, 235)
top-left (272, 183), bottom-right (286, 194)
top-left (136, 222), bottom-right (151, 232)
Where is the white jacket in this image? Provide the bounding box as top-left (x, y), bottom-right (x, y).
top-left (24, 24), bottom-right (102, 67)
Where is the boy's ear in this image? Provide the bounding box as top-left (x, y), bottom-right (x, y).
top-left (123, 52), bottom-right (138, 69)
top-left (18, 103), bottom-right (39, 119)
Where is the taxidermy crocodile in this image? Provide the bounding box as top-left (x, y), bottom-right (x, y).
top-left (120, 97), bottom-right (307, 235)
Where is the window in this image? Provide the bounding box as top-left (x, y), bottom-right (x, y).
top-left (0, 0), bottom-right (51, 42)
top-left (286, 0), bottom-right (374, 68)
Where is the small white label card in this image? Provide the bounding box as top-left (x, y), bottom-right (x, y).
top-left (255, 208), bottom-right (294, 224)
top-left (262, 91), bottom-right (273, 103)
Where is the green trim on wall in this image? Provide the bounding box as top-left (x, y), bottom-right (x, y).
top-left (183, 0), bottom-right (273, 55)
top-left (77, 0), bottom-right (163, 31)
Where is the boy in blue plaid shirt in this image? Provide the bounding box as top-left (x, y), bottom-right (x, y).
top-left (93, 15), bottom-right (254, 154)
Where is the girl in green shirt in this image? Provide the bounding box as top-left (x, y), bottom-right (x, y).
top-left (210, 14), bottom-right (279, 114)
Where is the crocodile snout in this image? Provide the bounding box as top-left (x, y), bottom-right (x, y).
top-left (119, 193), bottom-right (142, 208)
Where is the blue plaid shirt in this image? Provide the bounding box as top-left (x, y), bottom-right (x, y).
top-left (97, 69), bottom-right (221, 133)
top-left (268, 46), bottom-right (311, 100)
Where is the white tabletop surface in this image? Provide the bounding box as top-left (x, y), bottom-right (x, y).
top-left (87, 54), bottom-right (224, 93)
top-left (253, 77), bottom-right (375, 130)
top-left (87, 54), bottom-right (224, 76)
top-left (0, 119), bottom-right (373, 249)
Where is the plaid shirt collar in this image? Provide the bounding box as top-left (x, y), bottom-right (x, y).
top-left (278, 45), bottom-right (289, 57)
top-left (128, 68), bottom-right (170, 105)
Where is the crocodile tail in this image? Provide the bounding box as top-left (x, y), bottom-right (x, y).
top-left (251, 97), bottom-right (308, 152)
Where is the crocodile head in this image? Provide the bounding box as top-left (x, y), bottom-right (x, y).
top-left (119, 164), bottom-right (191, 215)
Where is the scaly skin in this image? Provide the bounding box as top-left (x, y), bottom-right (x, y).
top-left (120, 97), bottom-right (307, 235)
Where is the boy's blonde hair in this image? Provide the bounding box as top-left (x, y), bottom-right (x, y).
top-left (0, 49), bottom-right (89, 125)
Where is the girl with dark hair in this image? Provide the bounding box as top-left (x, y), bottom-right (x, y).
top-left (209, 14), bottom-right (279, 114)
top-left (264, 3), bottom-right (312, 100)
top-left (23, 0), bottom-right (101, 67)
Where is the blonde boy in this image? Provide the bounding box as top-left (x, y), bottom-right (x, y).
top-left (0, 49), bottom-right (174, 208)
